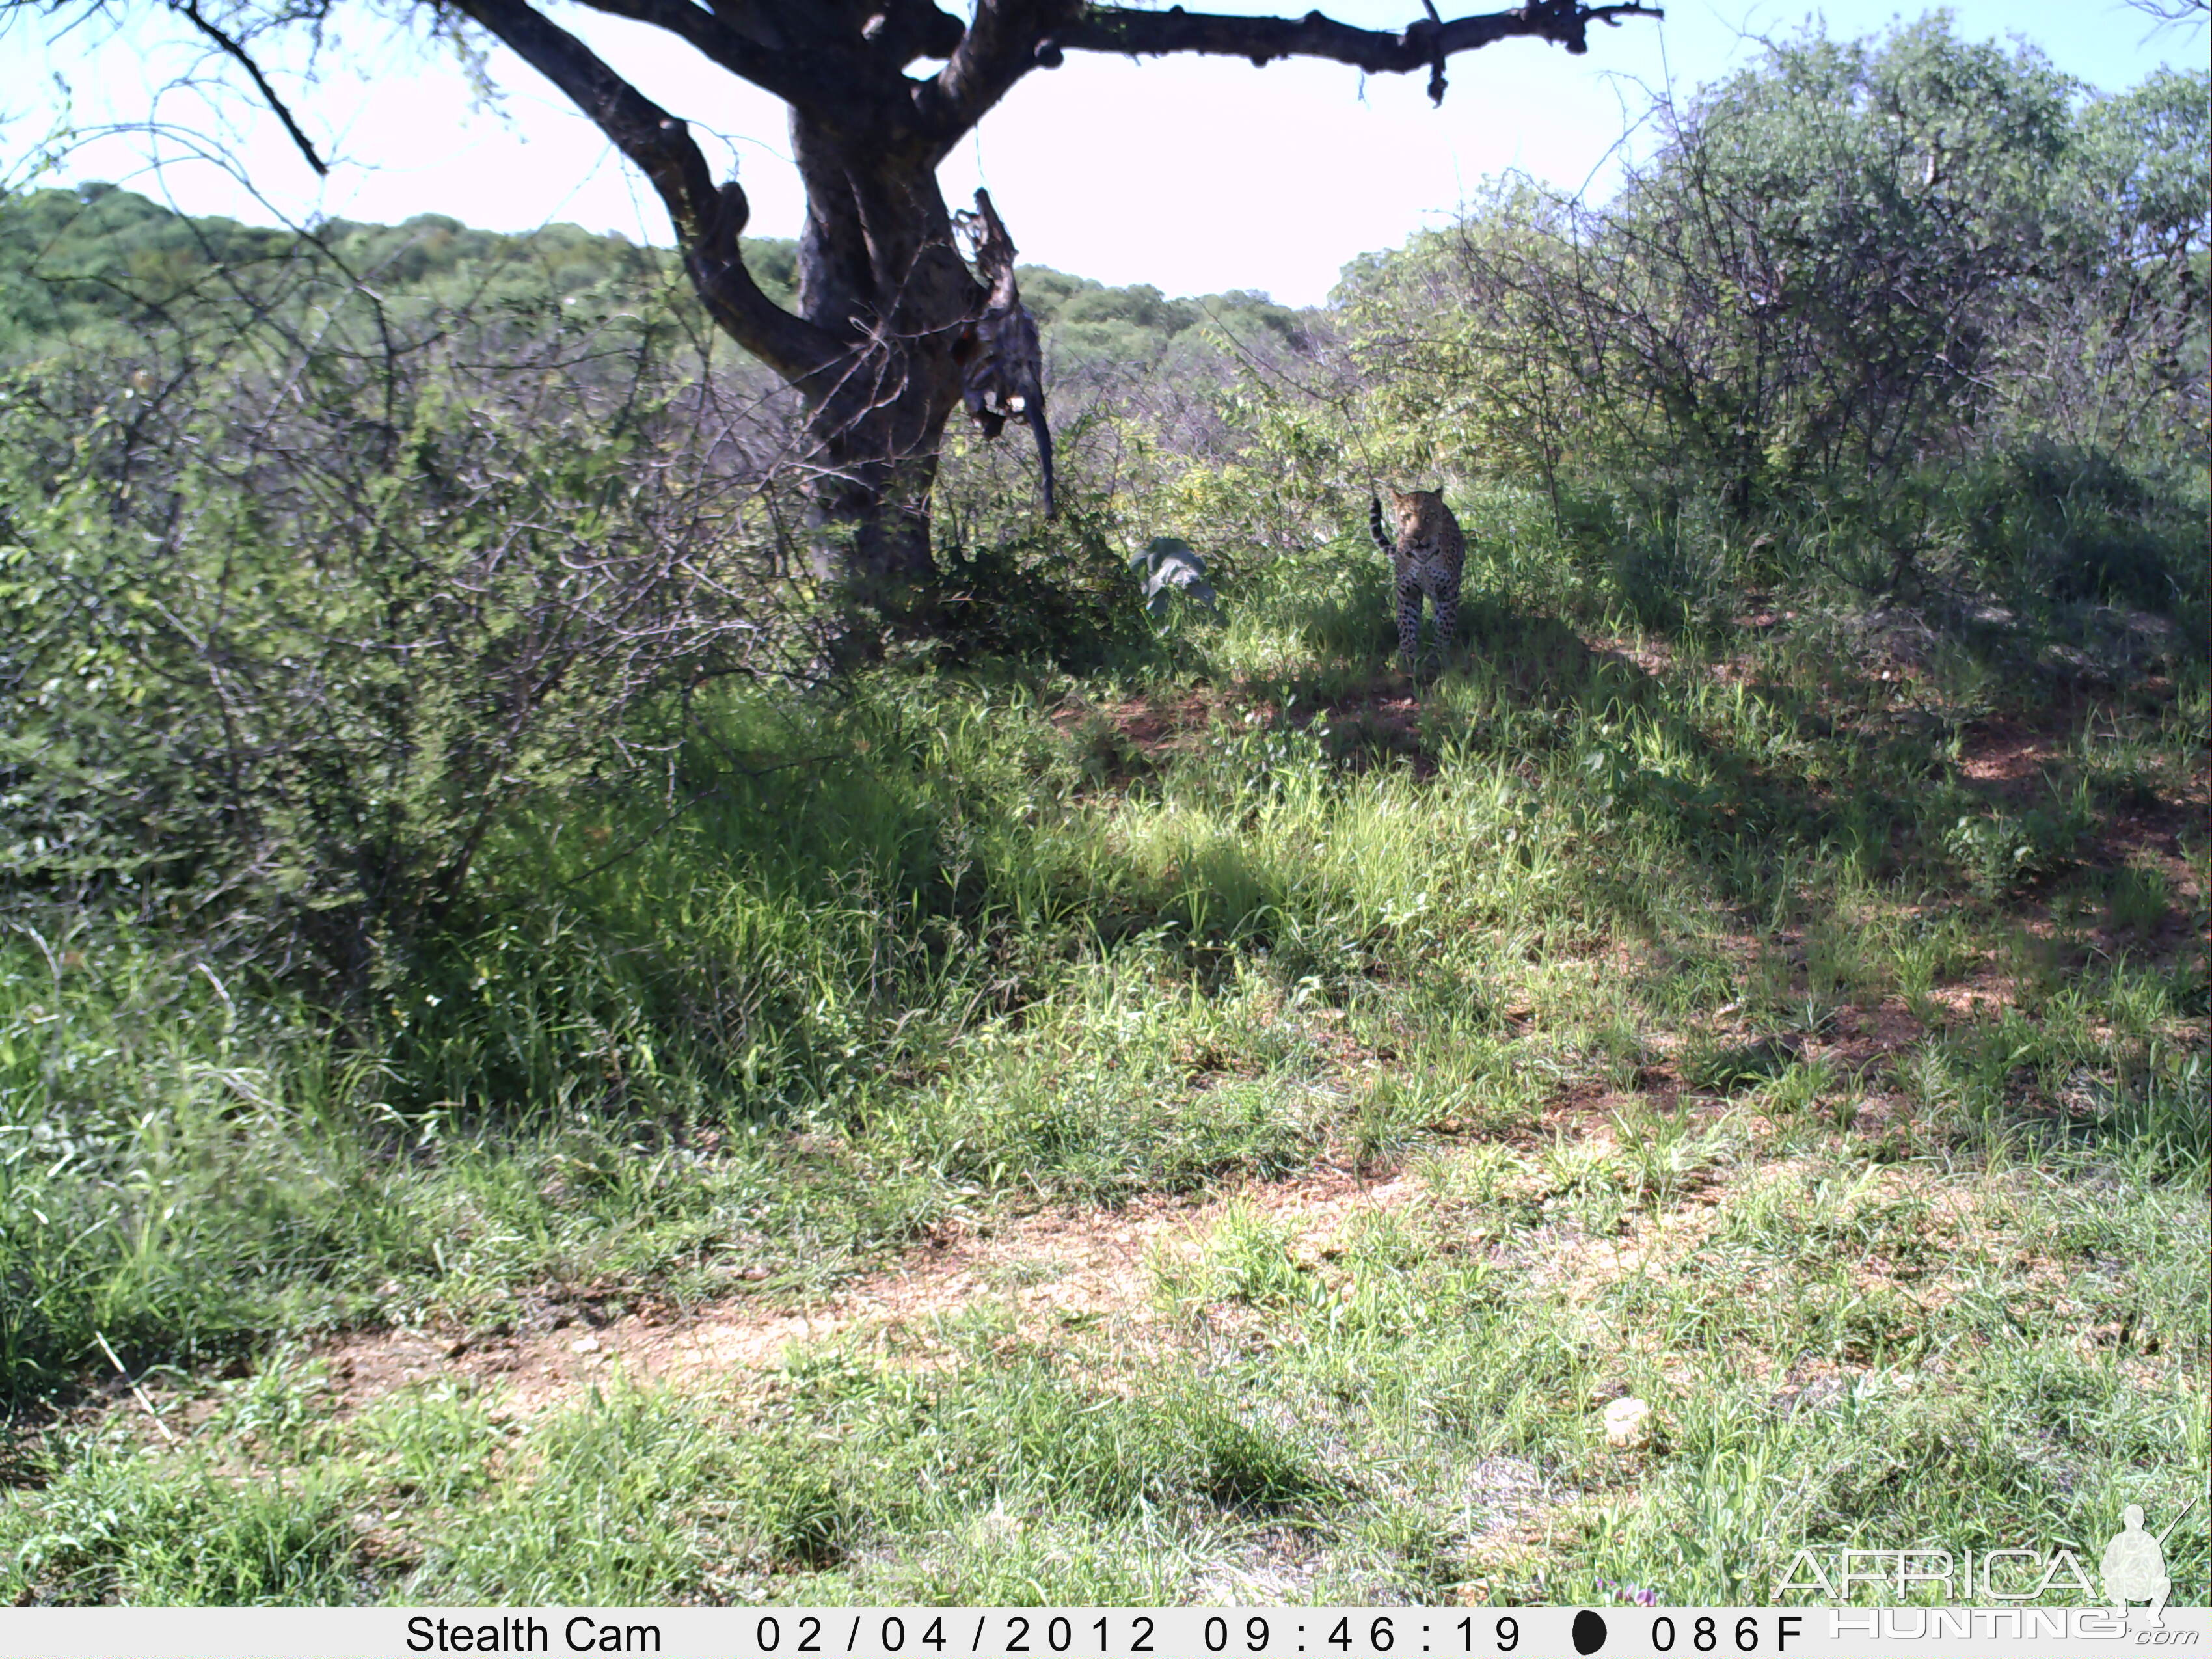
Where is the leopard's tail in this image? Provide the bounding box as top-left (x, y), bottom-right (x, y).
top-left (1368, 493), bottom-right (1394, 557)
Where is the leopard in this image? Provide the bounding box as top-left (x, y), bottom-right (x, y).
top-left (1369, 487), bottom-right (1466, 669)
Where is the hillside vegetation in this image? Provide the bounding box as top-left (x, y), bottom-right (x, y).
top-left (0, 16), bottom-right (2204, 1608)
top-left (0, 181), bottom-right (1299, 369)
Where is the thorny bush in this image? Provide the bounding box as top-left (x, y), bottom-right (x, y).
top-left (0, 257), bottom-right (811, 1001)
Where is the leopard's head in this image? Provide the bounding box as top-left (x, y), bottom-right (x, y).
top-left (1388, 487), bottom-right (1450, 540)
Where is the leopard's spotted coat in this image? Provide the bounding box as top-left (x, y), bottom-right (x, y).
top-left (1370, 489), bottom-right (1466, 668)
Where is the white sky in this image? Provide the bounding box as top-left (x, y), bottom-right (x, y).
top-left (4, 0), bottom-right (2202, 306)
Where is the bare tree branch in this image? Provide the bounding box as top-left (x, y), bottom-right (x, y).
top-left (929, 0), bottom-right (1083, 144)
top-left (923, 0), bottom-right (1658, 145)
top-left (169, 0), bottom-right (329, 176)
top-left (691, 0), bottom-right (786, 50)
top-left (2124, 0), bottom-right (2207, 25)
top-left (448, 0), bottom-right (846, 379)
top-left (1057, 0), bottom-right (1661, 75)
top-left (559, 0), bottom-right (839, 108)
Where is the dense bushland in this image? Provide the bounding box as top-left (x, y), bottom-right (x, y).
top-left (1, 254), bottom-right (803, 995)
top-left (1328, 23), bottom-right (2206, 614)
top-left (0, 12), bottom-right (2204, 1609)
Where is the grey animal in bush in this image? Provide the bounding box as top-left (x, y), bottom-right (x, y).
top-left (1131, 538), bottom-right (1217, 617)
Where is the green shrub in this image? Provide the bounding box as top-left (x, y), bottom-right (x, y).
top-left (1943, 445), bottom-right (2205, 614)
top-left (0, 291), bottom-right (785, 995)
top-left (1943, 800), bottom-right (2092, 898)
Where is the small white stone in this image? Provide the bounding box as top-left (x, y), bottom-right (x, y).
top-left (1603, 1396), bottom-right (1654, 1448)
top-left (569, 1334), bottom-right (602, 1355)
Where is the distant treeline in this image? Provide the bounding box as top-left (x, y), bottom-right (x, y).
top-left (0, 182), bottom-right (1303, 368)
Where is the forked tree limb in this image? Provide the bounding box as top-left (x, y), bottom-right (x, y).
top-left (437, 0), bottom-right (1658, 413)
top-left (437, 0), bottom-right (1660, 353)
top-left (930, 0), bottom-right (1083, 143)
top-left (448, 0), bottom-right (846, 379)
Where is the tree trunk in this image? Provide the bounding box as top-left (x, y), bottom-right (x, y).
top-left (441, 0), bottom-right (1660, 663)
top-left (800, 451), bottom-right (945, 661)
top-left (785, 113), bottom-right (982, 654)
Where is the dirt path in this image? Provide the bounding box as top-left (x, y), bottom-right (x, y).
top-left (314, 1166), bottom-right (1430, 1420)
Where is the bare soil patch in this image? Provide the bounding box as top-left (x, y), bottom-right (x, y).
top-left (308, 1163), bottom-right (1429, 1421)
top-left (1051, 690), bottom-right (1224, 762)
top-left (1956, 714), bottom-right (2071, 794)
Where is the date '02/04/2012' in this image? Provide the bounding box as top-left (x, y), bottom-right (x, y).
top-left (396, 1612), bottom-right (1644, 1656)
top-left (10, 1604), bottom-right (2184, 1658)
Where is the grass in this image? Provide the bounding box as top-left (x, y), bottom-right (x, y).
top-left (3, 500), bottom-right (2206, 1607)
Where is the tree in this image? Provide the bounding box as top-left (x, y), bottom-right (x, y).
top-left (1341, 20), bottom-right (2208, 533)
top-left (2123, 0), bottom-right (2208, 27)
top-left (31, 0), bottom-right (1656, 652)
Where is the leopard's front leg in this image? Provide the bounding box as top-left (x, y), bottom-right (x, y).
top-left (1430, 573), bottom-right (1462, 667)
top-left (1397, 582), bottom-right (1425, 668)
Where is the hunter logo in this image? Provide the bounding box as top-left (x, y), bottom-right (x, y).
top-left (1775, 1494), bottom-right (2203, 1624)
top-left (2102, 1497), bottom-right (2201, 1629)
